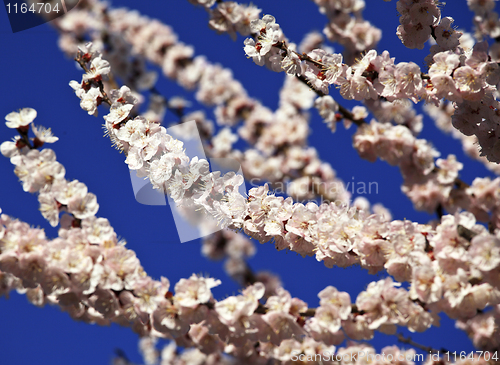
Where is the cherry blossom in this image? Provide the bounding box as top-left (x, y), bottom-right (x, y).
top-left (3, 0), bottom-right (500, 363)
top-left (5, 108), bottom-right (37, 129)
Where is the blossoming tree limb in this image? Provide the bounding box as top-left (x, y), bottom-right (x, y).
top-left (1, 0), bottom-right (500, 364)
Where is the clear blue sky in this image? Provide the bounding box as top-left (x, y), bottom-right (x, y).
top-left (0, 1), bottom-right (494, 364)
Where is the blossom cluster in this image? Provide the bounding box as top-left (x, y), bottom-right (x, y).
top-left (53, 0), bottom-right (355, 206)
top-left (0, 138), bottom-right (446, 363)
top-left (312, 0), bottom-right (381, 64)
top-left (1, 111), bottom-right (97, 227)
top-left (3, 0), bottom-right (500, 362)
top-left (395, 0), bottom-right (442, 50)
top-left (164, 0), bottom-right (500, 229)
top-left (0, 204), bottom-right (454, 363)
top-left (242, 10), bottom-right (500, 164)
top-left (56, 0), bottom-right (500, 353)
top-left (468, 0), bottom-right (500, 40)
top-left (353, 117), bottom-right (500, 230)
top-left (2, 63), bottom-right (500, 356)
top-left (194, 0), bottom-right (381, 65)
top-left (65, 43), bottom-right (500, 353)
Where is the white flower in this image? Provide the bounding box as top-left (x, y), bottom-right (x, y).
top-left (32, 124), bottom-right (59, 144)
top-left (469, 235), bottom-right (500, 271)
top-left (323, 53), bottom-right (344, 83)
top-left (38, 192), bottom-right (60, 227)
top-left (453, 66), bottom-right (484, 95)
top-left (52, 179), bottom-right (88, 206)
top-left (214, 296), bottom-right (247, 325)
top-left (67, 193), bottom-right (99, 219)
top-left (124, 147), bottom-right (144, 170)
top-left (69, 79), bottom-right (82, 92)
top-left (315, 95), bottom-right (338, 131)
top-left (79, 87), bottom-right (102, 116)
top-left (164, 135), bottom-right (185, 154)
top-left (244, 15), bottom-right (281, 64)
top-left (429, 52), bottom-right (460, 77)
top-left (1, 137), bottom-right (23, 158)
top-left (212, 128), bottom-right (238, 154)
top-left (5, 108), bottom-right (37, 129)
top-left (174, 274), bottom-right (221, 308)
top-left (115, 118), bottom-right (146, 143)
top-left (281, 51), bottom-right (302, 76)
top-left (244, 38), bottom-right (266, 66)
top-left (149, 155), bottom-right (176, 191)
top-left (109, 85), bottom-right (140, 105)
top-left (103, 103), bottom-right (134, 125)
top-left (82, 55), bottom-right (110, 82)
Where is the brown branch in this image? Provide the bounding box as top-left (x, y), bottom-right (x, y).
top-left (457, 224), bottom-right (478, 242)
top-left (397, 332), bottom-right (449, 355)
top-left (294, 74), bottom-right (366, 126)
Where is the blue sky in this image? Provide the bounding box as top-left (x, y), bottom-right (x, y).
top-left (0, 1), bottom-right (496, 364)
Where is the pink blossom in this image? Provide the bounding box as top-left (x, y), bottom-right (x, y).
top-left (82, 55), bottom-right (110, 82)
top-left (174, 274), bottom-right (221, 308)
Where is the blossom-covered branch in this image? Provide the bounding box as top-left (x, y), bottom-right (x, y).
top-left (52, 0), bottom-right (356, 207)
top-left (3, 0), bottom-right (500, 361)
top-left (64, 46), bottom-right (500, 351)
top-left (242, 3), bottom-right (500, 166)
top-left (183, 0), bottom-right (500, 229)
top-left (1, 114), bottom-right (457, 362)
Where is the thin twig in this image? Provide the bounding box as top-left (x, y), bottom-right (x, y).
top-left (397, 332), bottom-right (449, 355)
